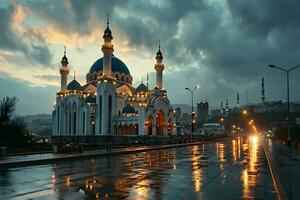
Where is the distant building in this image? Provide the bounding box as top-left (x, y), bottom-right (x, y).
top-left (210, 109), bottom-right (222, 118)
top-left (175, 107), bottom-right (181, 122)
top-left (197, 101), bottom-right (209, 123)
top-left (202, 123), bottom-right (225, 135)
top-left (180, 113), bottom-right (191, 126)
top-left (22, 114), bottom-right (52, 135)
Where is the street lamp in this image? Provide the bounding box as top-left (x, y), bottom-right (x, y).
top-left (268, 64), bottom-right (300, 142)
top-left (185, 85), bottom-right (200, 133)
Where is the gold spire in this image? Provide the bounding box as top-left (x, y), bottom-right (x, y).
top-left (106, 13), bottom-right (109, 27)
top-left (158, 39), bottom-right (161, 50)
top-left (73, 71), bottom-right (76, 80)
top-left (147, 73), bottom-right (149, 88)
top-left (64, 46), bottom-right (66, 56)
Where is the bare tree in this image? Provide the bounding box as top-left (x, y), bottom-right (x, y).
top-left (0, 96), bottom-right (18, 126)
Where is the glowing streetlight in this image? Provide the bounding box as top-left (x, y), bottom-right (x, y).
top-left (185, 85), bottom-right (200, 133)
top-left (269, 64), bottom-right (300, 142)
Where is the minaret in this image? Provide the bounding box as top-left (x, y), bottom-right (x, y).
top-left (220, 101), bottom-right (224, 113)
top-left (146, 73), bottom-right (149, 88)
top-left (154, 40), bottom-right (164, 89)
top-left (261, 76), bottom-right (265, 104)
top-left (60, 46), bottom-right (69, 91)
top-left (96, 14), bottom-right (117, 136)
top-left (225, 98), bottom-right (229, 111)
top-left (237, 93), bottom-right (240, 108)
top-left (101, 14), bottom-right (114, 77)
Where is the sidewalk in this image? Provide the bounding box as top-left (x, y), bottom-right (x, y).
top-left (264, 139), bottom-right (300, 200)
top-left (0, 142), bottom-right (204, 168)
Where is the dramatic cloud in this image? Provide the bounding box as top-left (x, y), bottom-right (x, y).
top-left (0, 4), bottom-right (53, 66)
top-left (1, 0), bottom-right (300, 115)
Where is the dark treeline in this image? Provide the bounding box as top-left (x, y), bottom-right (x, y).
top-left (0, 97), bottom-right (31, 148)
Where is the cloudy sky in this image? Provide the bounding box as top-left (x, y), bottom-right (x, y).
top-left (1, 0), bottom-right (300, 115)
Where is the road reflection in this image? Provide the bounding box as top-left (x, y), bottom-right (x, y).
top-left (1, 136), bottom-right (278, 199)
top-left (191, 145), bottom-right (202, 192)
top-left (241, 135), bottom-right (259, 199)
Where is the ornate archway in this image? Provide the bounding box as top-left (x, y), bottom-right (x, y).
top-left (146, 115), bottom-right (153, 135)
top-left (124, 125), bottom-right (128, 135)
top-left (114, 124), bottom-right (118, 135)
top-left (118, 124), bottom-right (123, 135)
top-left (134, 124), bottom-right (139, 135)
top-left (156, 110), bottom-right (165, 136)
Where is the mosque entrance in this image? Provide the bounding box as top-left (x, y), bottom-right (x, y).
top-left (147, 115), bottom-right (153, 135)
top-left (156, 110), bottom-right (165, 136)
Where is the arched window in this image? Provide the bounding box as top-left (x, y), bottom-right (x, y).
top-left (69, 111), bottom-right (71, 135)
top-left (91, 119), bottom-right (95, 135)
top-left (108, 95), bottom-right (112, 134)
top-left (57, 106), bottom-right (60, 134)
top-left (73, 103), bottom-right (77, 135)
top-left (73, 110), bottom-right (76, 134)
top-left (82, 112), bottom-right (85, 134)
top-left (65, 106), bottom-right (68, 135)
top-left (99, 95), bottom-right (102, 133)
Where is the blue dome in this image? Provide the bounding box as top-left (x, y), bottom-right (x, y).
top-left (85, 95), bottom-right (96, 103)
top-left (67, 80), bottom-right (81, 90)
top-left (89, 55), bottom-right (130, 75)
top-left (122, 104), bottom-right (136, 114)
top-left (136, 83), bottom-right (148, 93)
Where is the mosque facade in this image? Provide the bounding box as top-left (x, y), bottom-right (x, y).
top-left (52, 18), bottom-right (176, 137)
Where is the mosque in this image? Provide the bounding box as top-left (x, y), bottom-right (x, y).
top-left (52, 17), bottom-right (176, 138)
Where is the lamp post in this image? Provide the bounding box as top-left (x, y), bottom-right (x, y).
top-left (269, 64), bottom-right (300, 142)
top-left (185, 85), bottom-right (200, 133)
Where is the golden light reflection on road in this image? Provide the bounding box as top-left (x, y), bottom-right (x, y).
top-left (232, 137), bottom-right (242, 161)
top-left (232, 139), bottom-right (237, 161)
top-left (66, 176), bottom-right (71, 186)
top-left (242, 135), bottom-right (259, 198)
top-left (192, 146), bottom-right (202, 192)
top-left (216, 142), bottom-right (226, 170)
top-left (136, 179), bottom-right (150, 200)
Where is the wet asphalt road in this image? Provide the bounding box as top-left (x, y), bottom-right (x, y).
top-left (0, 137), bottom-right (278, 199)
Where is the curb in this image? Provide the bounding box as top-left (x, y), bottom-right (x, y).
top-left (0, 142), bottom-right (205, 169)
top-left (263, 140), bottom-right (288, 200)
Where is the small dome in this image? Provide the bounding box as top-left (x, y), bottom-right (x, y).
top-left (85, 95), bottom-right (96, 104)
top-left (67, 80), bottom-right (81, 91)
top-left (122, 104), bottom-right (136, 114)
top-left (156, 49), bottom-right (163, 60)
top-left (136, 83), bottom-right (148, 93)
top-left (61, 55), bottom-right (69, 65)
top-left (103, 27), bottom-right (112, 38)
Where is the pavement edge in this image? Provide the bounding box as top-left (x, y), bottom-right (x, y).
top-left (263, 140), bottom-right (288, 200)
